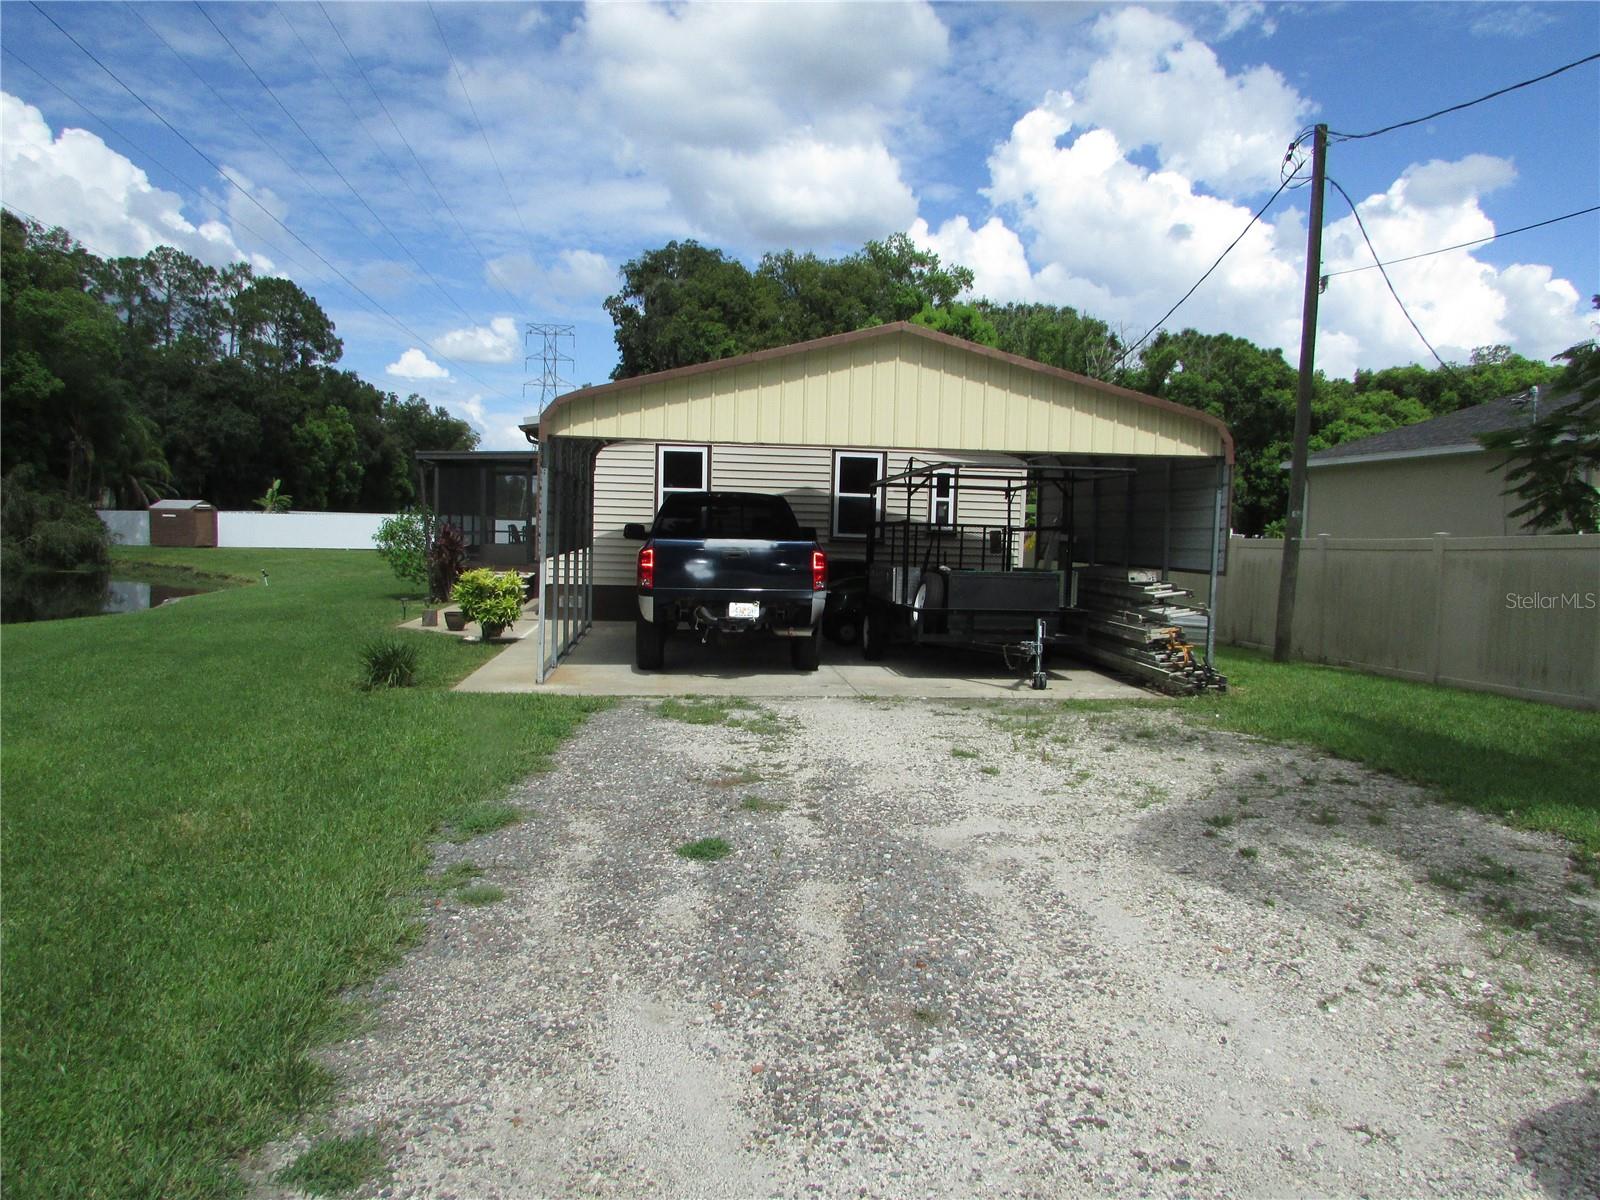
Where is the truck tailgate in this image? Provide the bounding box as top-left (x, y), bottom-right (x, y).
top-left (651, 538), bottom-right (816, 594)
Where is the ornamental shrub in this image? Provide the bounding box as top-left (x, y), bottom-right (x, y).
top-left (426, 522), bottom-right (466, 603)
top-left (451, 568), bottom-right (523, 630)
top-left (372, 508), bottom-right (431, 589)
top-left (358, 636), bottom-right (419, 689)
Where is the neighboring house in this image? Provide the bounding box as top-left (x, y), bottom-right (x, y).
top-left (523, 322), bottom-right (1234, 647)
top-left (1303, 391), bottom-right (1581, 538)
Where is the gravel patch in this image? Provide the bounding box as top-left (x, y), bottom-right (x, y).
top-left (250, 698), bottom-right (1600, 1199)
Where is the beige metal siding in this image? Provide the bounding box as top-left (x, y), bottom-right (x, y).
top-left (548, 330), bottom-right (1222, 458)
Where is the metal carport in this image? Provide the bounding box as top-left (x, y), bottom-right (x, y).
top-left (526, 321), bottom-right (1232, 685)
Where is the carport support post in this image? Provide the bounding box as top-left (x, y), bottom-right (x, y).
top-left (1273, 122), bottom-right (1327, 663)
top-left (1207, 463), bottom-right (1226, 667)
top-left (534, 439), bottom-right (551, 684)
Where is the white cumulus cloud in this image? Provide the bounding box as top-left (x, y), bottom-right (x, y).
top-left (910, 215), bottom-right (1039, 304)
top-left (386, 348), bottom-right (450, 380)
top-left (580, 1), bottom-right (946, 245)
top-left (1068, 8), bottom-right (1310, 193)
top-left (435, 317), bottom-right (520, 364)
top-left (0, 92), bottom-right (268, 270)
top-left (664, 137), bottom-right (917, 246)
top-left (1313, 165), bottom-right (1589, 376)
top-left (910, 8), bottom-right (1592, 376)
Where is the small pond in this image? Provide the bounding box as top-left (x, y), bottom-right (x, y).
top-left (1, 571), bottom-right (216, 624)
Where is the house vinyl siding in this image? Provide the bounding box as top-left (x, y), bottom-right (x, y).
top-left (590, 441), bottom-right (1027, 590)
top-left (592, 442), bottom-right (657, 593)
top-left (1305, 452), bottom-right (1530, 538)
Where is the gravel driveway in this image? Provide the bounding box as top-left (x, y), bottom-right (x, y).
top-left (256, 698), bottom-right (1599, 1199)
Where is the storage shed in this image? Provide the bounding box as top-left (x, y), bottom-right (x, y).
top-left (148, 499), bottom-right (217, 548)
top-left (525, 321), bottom-right (1233, 682)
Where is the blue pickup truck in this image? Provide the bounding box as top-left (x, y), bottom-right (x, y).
top-left (623, 491), bottom-right (828, 672)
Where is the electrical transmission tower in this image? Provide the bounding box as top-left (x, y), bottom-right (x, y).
top-left (523, 323), bottom-right (575, 413)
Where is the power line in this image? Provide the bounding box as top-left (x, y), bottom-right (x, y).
top-left (1114, 173), bottom-right (1294, 367)
top-left (26, 1), bottom-right (517, 399)
top-left (1324, 204), bottom-right (1600, 278)
top-left (1327, 176), bottom-right (1450, 372)
top-left (1330, 51), bottom-right (1600, 142)
top-left (316, 0), bottom-right (528, 312)
top-left (192, 2), bottom-right (483, 329)
top-left (122, 1), bottom-right (461, 316)
top-left (1, 44), bottom-right (319, 280)
top-left (271, 0), bottom-right (485, 325)
top-left (426, 0), bottom-right (534, 251)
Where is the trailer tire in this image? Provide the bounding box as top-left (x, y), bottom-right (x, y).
top-left (862, 603), bottom-right (888, 661)
top-left (634, 614), bottom-right (666, 671)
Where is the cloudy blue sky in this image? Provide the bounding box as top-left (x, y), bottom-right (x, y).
top-left (2, 1), bottom-right (1596, 448)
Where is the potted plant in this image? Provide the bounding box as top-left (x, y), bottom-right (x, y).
top-left (451, 568), bottom-right (523, 641)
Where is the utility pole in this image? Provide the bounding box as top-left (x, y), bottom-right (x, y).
top-left (1273, 123), bottom-right (1328, 663)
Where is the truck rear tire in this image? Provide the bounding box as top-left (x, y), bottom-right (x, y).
top-left (635, 614), bottom-right (666, 670)
top-left (862, 603), bottom-right (888, 661)
top-left (791, 627), bottom-right (820, 671)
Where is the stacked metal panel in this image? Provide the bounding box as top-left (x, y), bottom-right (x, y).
top-left (1071, 565), bottom-right (1227, 694)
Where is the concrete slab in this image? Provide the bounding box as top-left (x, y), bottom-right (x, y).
top-left (454, 620), bottom-right (1156, 701)
top-left (397, 607), bottom-right (536, 645)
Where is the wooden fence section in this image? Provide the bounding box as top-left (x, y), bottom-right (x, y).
top-left (1217, 535), bottom-right (1598, 709)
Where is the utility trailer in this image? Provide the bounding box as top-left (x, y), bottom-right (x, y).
top-left (860, 459), bottom-right (1226, 694)
top-left (860, 461), bottom-right (1088, 689)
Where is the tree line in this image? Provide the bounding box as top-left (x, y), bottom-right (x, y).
top-left (1, 210), bottom-right (476, 515)
top-left (604, 235), bottom-right (1577, 534)
top-left (2, 212), bottom-right (1586, 544)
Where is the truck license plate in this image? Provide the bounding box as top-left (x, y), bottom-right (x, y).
top-left (727, 601), bottom-right (760, 620)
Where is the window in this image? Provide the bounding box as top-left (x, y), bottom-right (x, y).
top-left (655, 493), bottom-right (801, 540)
top-left (656, 445), bottom-right (708, 509)
top-left (930, 468), bottom-right (956, 529)
top-left (832, 451), bottom-right (884, 539)
top-left (492, 470), bottom-right (532, 545)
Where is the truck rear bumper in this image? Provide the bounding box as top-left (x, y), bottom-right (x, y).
top-left (639, 591), bottom-right (825, 633)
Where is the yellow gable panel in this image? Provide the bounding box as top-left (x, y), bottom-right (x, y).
top-left (538, 324), bottom-right (1229, 461)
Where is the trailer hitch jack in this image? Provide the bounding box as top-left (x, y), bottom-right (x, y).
top-left (1022, 618), bottom-right (1048, 690)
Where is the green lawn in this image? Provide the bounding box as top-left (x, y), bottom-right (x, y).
top-left (1209, 648), bottom-right (1600, 854)
top-left (1, 548), bottom-right (604, 1200)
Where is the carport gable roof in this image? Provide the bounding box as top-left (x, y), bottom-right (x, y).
top-left (530, 322), bottom-right (1233, 463)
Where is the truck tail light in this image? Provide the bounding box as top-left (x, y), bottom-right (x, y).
top-left (811, 548), bottom-right (827, 591)
top-left (638, 546), bottom-right (654, 591)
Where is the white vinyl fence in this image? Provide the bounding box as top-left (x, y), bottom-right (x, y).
top-left (1217, 534), bottom-right (1598, 709)
top-left (98, 510), bottom-right (395, 551)
top-left (215, 511), bottom-right (393, 549)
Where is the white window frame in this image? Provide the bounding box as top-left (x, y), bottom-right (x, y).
top-left (831, 450), bottom-right (884, 540)
top-left (930, 467), bottom-right (957, 530)
top-left (656, 444), bottom-right (709, 510)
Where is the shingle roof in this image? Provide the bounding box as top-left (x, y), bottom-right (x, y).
top-left (1307, 391), bottom-right (1569, 465)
